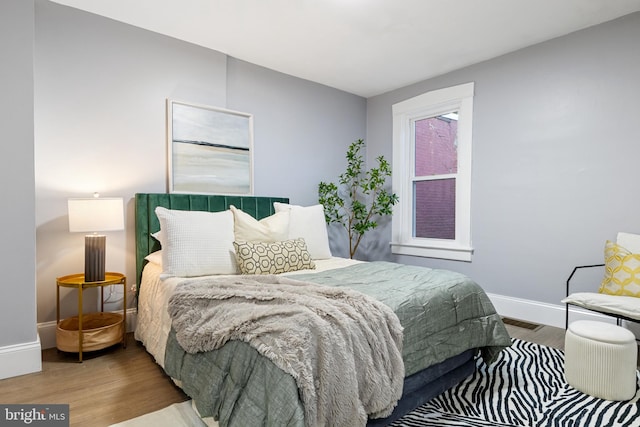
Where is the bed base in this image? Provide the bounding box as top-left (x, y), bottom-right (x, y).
top-left (367, 348), bottom-right (476, 426)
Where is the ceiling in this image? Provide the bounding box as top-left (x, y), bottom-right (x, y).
top-left (51, 0), bottom-right (640, 97)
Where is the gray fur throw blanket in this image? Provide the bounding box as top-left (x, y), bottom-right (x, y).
top-left (167, 274), bottom-right (404, 427)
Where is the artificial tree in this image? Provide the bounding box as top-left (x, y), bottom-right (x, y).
top-left (318, 139), bottom-right (398, 259)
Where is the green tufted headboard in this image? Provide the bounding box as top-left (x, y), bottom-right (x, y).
top-left (135, 193), bottom-right (289, 288)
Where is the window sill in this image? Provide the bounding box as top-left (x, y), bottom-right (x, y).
top-left (390, 242), bottom-right (473, 262)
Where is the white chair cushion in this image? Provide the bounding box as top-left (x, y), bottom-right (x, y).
top-left (562, 292), bottom-right (640, 321)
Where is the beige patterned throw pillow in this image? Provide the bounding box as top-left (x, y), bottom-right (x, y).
top-left (599, 240), bottom-right (640, 297)
top-left (233, 238), bottom-right (316, 275)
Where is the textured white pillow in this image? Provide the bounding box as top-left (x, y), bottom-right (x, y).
top-left (273, 202), bottom-right (332, 259)
top-left (155, 207), bottom-right (236, 277)
top-left (230, 205), bottom-right (289, 242)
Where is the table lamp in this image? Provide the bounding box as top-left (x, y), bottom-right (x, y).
top-left (68, 194), bottom-right (124, 282)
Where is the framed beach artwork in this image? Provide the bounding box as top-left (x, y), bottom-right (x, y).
top-left (167, 99), bottom-right (254, 195)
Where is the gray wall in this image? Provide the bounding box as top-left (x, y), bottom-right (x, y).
top-left (0, 1), bottom-right (38, 348)
top-left (34, 0), bottom-right (364, 327)
top-left (226, 58), bottom-right (365, 257)
top-left (366, 12), bottom-right (640, 306)
top-left (226, 58), bottom-right (366, 207)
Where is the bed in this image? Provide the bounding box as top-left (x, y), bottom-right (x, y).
top-left (134, 193), bottom-right (511, 427)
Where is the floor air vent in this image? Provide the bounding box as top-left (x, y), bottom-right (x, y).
top-left (502, 317), bottom-right (542, 331)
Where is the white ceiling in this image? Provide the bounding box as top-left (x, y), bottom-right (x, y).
top-left (51, 0), bottom-right (640, 97)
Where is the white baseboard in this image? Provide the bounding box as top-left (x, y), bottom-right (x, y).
top-left (486, 292), bottom-right (618, 329)
top-left (38, 308), bottom-right (138, 350)
top-left (0, 337), bottom-right (42, 380)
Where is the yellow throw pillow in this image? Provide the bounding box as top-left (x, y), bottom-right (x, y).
top-left (599, 240), bottom-right (640, 297)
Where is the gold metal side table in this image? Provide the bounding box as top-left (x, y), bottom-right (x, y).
top-left (56, 272), bottom-right (126, 362)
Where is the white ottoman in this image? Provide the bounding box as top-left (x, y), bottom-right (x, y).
top-left (565, 320), bottom-right (637, 401)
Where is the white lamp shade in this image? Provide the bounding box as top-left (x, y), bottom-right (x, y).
top-left (68, 197), bottom-right (124, 232)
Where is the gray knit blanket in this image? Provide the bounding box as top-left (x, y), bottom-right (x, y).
top-left (167, 274), bottom-right (404, 427)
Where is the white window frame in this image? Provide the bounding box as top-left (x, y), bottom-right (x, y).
top-left (391, 82), bottom-right (474, 261)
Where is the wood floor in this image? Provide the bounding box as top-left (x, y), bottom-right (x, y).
top-left (0, 334), bottom-right (189, 426)
top-left (502, 317), bottom-right (566, 350)
top-left (0, 322), bottom-right (566, 427)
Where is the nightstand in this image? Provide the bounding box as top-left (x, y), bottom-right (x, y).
top-left (56, 272), bottom-right (127, 362)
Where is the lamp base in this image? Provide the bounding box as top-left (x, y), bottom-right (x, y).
top-left (85, 235), bottom-right (106, 282)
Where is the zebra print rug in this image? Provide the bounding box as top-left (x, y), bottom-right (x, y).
top-left (391, 338), bottom-right (640, 427)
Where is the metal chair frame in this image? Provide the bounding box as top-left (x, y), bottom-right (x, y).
top-left (563, 263), bottom-right (640, 329)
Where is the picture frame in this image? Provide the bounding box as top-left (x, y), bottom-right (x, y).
top-left (167, 99), bottom-right (254, 195)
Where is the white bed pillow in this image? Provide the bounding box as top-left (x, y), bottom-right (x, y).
top-left (155, 207), bottom-right (236, 277)
top-left (273, 202), bottom-right (332, 259)
top-left (151, 230), bottom-right (164, 246)
top-left (144, 250), bottom-right (163, 266)
top-left (230, 205), bottom-right (289, 242)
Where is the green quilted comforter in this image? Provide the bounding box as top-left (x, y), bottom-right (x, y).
top-left (163, 261), bottom-right (511, 427)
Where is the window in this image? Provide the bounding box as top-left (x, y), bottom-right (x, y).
top-left (391, 82), bottom-right (474, 261)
